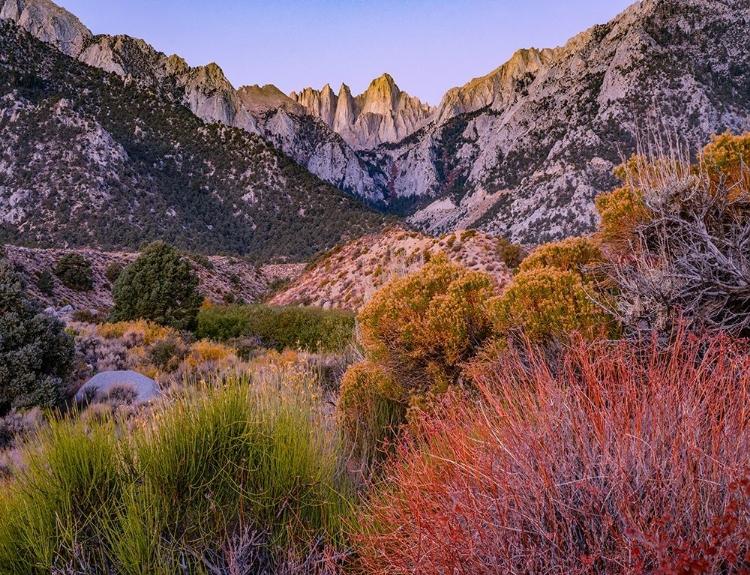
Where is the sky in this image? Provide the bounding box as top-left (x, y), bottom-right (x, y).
top-left (57, 0), bottom-right (636, 105)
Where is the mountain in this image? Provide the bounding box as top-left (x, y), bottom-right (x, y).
top-left (288, 74), bottom-right (435, 150)
top-left (2, 0), bottom-right (749, 251)
top-left (366, 0), bottom-right (750, 242)
top-left (0, 17), bottom-right (390, 260)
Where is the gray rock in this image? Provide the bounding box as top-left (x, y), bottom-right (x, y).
top-left (43, 306), bottom-right (57, 315)
top-left (75, 371), bottom-right (160, 404)
top-left (58, 304), bottom-right (74, 313)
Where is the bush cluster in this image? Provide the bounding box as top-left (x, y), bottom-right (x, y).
top-left (54, 253), bottom-right (94, 292)
top-left (0, 260), bottom-right (74, 415)
top-left (196, 303), bottom-right (356, 353)
top-left (0, 374), bottom-right (349, 574)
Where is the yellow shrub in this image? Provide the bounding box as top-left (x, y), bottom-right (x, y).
top-left (492, 267), bottom-right (616, 342)
top-left (701, 131), bottom-right (750, 200)
top-left (187, 340), bottom-right (234, 368)
top-left (520, 236), bottom-right (604, 274)
top-left (359, 254), bottom-right (498, 393)
top-left (97, 320), bottom-right (176, 345)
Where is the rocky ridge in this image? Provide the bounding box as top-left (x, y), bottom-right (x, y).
top-left (269, 228), bottom-right (512, 311)
top-left (289, 74), bottom-right (435, 150)
top-left (0, 19), bottom-right (389, 259)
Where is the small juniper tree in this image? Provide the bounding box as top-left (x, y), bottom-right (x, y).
top-left (54, 253), bottom-right (94, 291)
top-left (36, 270), bottom-right (55, 297)
top-left (112, 242), bottom-right (203, 331)
top-left (0, 260), bottom-right (75, 415)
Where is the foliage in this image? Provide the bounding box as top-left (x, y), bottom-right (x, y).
top-left (496, 237), bottom-right (525, 271)
top-left (358, 254), bottom-right (498, 394)
top-left (0, 372), bottom-right (351, 574)
top-left (493, 238), bottom-right (617, 342)
top-left (492, 272), bottom-right (616, 342)
top-left (196, 304), bottom-right (356, 353)
top-left (54, 253), bottom-right (94, 292)
top-left (104, 262), bottom-right (124, 284)
top-left (0, 260), bottom-right (74, 415)
top-left (111, 242), bottom-right (203, 332)
top-left (36, 270), bottom-right (54, 297)
top-left (353, 332), bottom-right (750, 574)
top-left (338, 361), bottom-right (407, 462)
top-left (519, 236), bottom-right (604, 274)
top-left (596, 132), bottom-right (750, 337)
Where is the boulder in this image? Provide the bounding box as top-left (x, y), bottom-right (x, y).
top-left (75, 370), bottom-right (160, 404)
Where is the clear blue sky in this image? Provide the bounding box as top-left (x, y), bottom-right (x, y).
top-left (57, 0), bottom-right (635, 105)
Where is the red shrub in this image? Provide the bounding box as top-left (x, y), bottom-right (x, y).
top-left (352, 332), bottom-right (750, 574)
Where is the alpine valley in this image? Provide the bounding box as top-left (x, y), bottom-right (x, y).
top-left (0, 0), bottom-right (749, 258)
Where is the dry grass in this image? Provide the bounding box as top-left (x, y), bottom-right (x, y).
top-left (353, 331), bottom-right (749, 574)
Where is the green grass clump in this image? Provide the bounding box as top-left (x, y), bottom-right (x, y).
top-left (196, 304), bottom-right (356, 353)
top-left (0, 372), bottom-right (351, 573)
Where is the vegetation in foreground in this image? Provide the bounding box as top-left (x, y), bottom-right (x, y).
top-left (0, 133), bottom-right (747, 574)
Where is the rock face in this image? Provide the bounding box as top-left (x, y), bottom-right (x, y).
top-left (0, 0), bottom-right (90, 56)
top-left (0, 20), bottom-right (389, 259)
top-left (367, 0), bottom-right (750, 242)
top-left (3, 0), bottom-right (750, 247)
top-left (289, 74), bottom-right (435, 149)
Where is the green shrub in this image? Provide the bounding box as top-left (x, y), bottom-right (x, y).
top-left (104, 262), bottom-right (124, 284)
top-left (36, 270), bottom-right (54, 296)
top-left (54, 253), bottom-right (94, 291)
top-left (497, 237), bottom-right (524, 271)
top-left (112, 242), bottom-right (203, 331)
top-left (196, 304), bottom-right (355, 353)
top-left (0, 374), bottom-right (350, 573)
top-left (492, 238), bottom-right (617, 342)
top-left (0, 260), bottom-right (74, 415)
top-left (338, 361), bottom-right (407, 461)
top-left (520, 236), bottom-right (604, 274)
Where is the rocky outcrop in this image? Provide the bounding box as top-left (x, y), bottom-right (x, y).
top-left (237, 84), bottom-right (305, 116)
top-left (289, 74), bottom-right (435, 149)
top-left (432, 48), bottom-right (559, 125)
top-left (0, 0), bottom-right (90, 56)
top-left (78, 35), bottom-right (261, 134)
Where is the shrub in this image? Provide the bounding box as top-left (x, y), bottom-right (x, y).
top-left (146, 336), bottom-right (188, 373)
top-left (492, 267), bottom-right (616, 342)
top-left (36, 270), bottom-right (54, 297)
top-left (0, 372), bottom-right (351, 573)
top-left (111, 242), bottom-right (203, 331)
top-left (358, 254), bottom-right (497, 394)
top-left (338, 361), bottom-right (407, 462)
top-left (519, 236), bottom-right (604, 274)
top-left (104, 262), bottom-right (124, 284)
top-left (491, 238), bottom-right (616, 342)
top-left (54, 253), bottom-right (94, 291)
top-left (196, 304), bottom-right (355, 353)
top-left (0, 260), bottom-right (75, 415)
top-left (596, 133), bottom-right (750, 337)
top-left (353, 332), bottom-right (750, 574)
top-left (497, 237), bottom-right (525, 270)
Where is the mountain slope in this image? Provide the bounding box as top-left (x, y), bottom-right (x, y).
top-left (0, 20), bottom-right (389, 260)
top-left (371, 0), bottom-right (750, 241)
